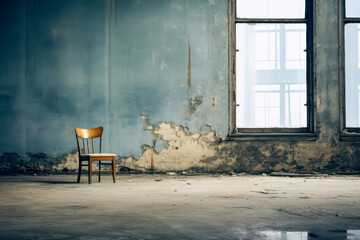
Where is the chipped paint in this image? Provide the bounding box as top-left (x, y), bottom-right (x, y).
top-left (53, 152), bottom-right (78, 171)
top-left (120, 121), bottom-right (360, 173)
top-left (123, 122), bottom-right (220, 171)
top-left (186, 95), bottom-right (203, 118)
top-left (211, 97), bottom-right (218, 107)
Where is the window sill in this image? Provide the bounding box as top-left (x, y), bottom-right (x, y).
top-left (339, 133), bottom-right (360, 141)
top-left (227, 133), bottom-right (317, 141)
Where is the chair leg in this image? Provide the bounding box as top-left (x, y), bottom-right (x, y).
top-left (88, 160), bottom-right (92, 184)
top-left (112, 157), bottom-right (116, 183)
top-left (98, 161), bottom-right (101, 182)
top-left (77, 161), bottom-right (82, 183)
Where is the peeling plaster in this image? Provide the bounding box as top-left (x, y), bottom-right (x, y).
top-left (122, 120), bottom-right (359, 173)
top-left (123, 122), bottom-right (220, 171)
top-left (53, 152), bottom-right (78, 171)
top-left (2, 121), bottom-right (360, 174)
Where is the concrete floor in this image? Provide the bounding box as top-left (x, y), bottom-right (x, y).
top-left (0, 174), bottom-right (360, 240)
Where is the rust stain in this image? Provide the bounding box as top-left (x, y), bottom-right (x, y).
top-left (150, 147), bottom-right (154, 169)
top-left (187, 38), bottom-right (191, 99)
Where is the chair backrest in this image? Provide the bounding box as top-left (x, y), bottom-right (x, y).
top-left (74, 127), bottom-right (103, 155)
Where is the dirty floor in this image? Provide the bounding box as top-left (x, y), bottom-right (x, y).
top-left (0, 174), bottom-right (359, 239)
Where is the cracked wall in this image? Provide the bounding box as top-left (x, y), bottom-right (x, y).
top-left (1, 0), bottom-right (360, 174)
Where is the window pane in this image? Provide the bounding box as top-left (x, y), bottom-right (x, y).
top-left (346, 0), bottom-right (360, 17)
top-left (236, 0), bottom-right (305, 19)
top-left (236, 24), bottom-right (307, 128)
top-left (345, 24), bottom-right (360, 127)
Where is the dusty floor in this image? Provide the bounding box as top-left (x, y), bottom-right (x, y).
top-left (0, 174), bottom-right (359, 240)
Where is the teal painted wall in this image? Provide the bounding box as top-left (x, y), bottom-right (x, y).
top-left (3, 0), bottom-right (358, 174)
top-left (0, 0), bottom-right (228, 159)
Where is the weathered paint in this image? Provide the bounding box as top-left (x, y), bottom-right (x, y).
top-left (1, 0), bottom-right (360, 174)
top-left (0, 0), bottom-right (228, 159)
top-left (122, 121), bottom-right (220, 171)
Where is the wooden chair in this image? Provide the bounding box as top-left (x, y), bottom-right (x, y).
top-left (74, 127), bottom-right (116, 184)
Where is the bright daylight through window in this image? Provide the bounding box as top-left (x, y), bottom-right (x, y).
top-left (345, 0), bottom-right (360, 128)
top-left (235, 0), bottom-right (309, 130)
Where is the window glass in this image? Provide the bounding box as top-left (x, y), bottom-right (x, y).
top-left (236, 24), bottom-right (307, 128)
top-left (346, 0), bottom-right (360, 18)
top-left (345, 23), bottom-right (360, 127)
top-left (236, 0), bottom-right (305, 19)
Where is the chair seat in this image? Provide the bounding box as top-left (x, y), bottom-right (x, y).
top-left (81, 153), bottom-right (116, 157)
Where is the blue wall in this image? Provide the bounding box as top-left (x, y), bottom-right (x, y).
top-left (0, 0), bottom-right (228, 159)
top-left (1, 0), bottom-right (360, 174)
